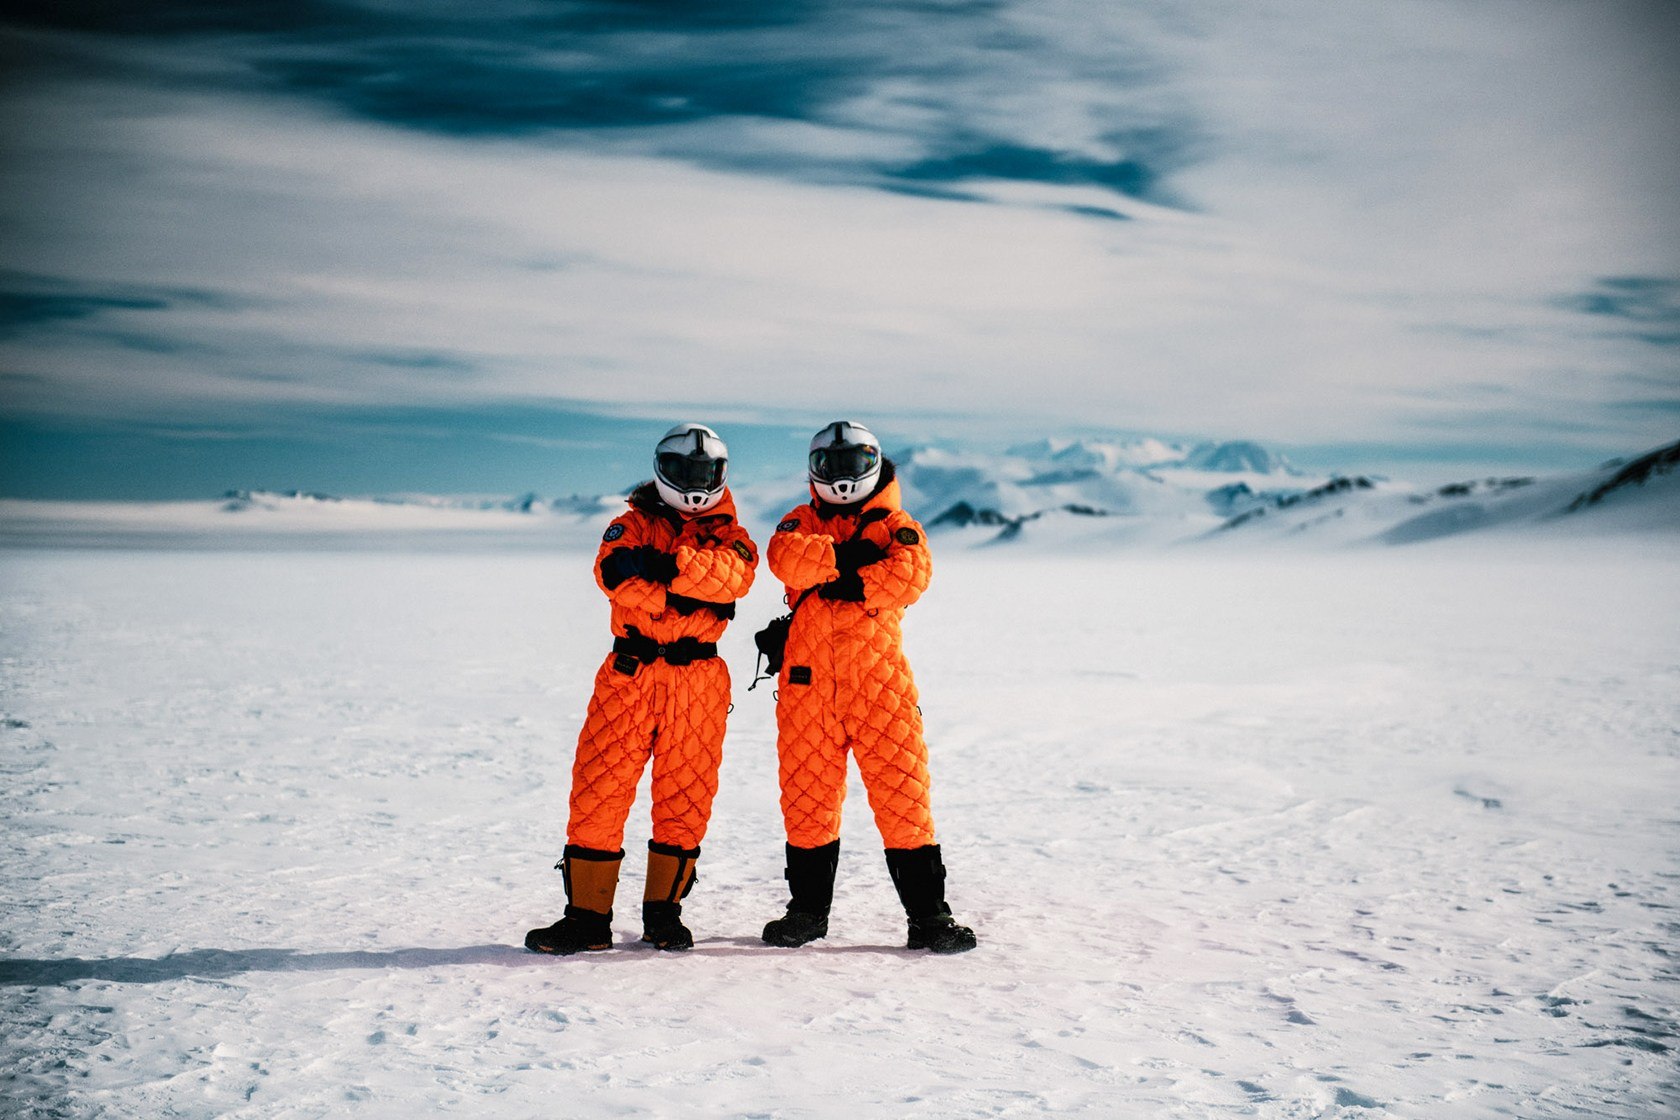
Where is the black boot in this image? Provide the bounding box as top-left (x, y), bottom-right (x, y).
top-left (762, 840), bottom-right (839, 947)
top-left (641, 840), bottom-right (700, 951)
top-left (525, 906), bottom-right (613, 955)
top-left (525, 845), bottom-right (622, 955)
top-left (905, 911), bottom-right (977, 953)
top-left (885, 845), bottom-right (977, 954)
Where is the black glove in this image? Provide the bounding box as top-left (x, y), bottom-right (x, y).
top-left (818, 569), bottom-right (866, 602)
top-left (832, 538), bottom-right (887, 575)
top-left (601, 545), bottom-right (680, 587)
top-left (599, 546), bottom-right (643, 588)
top-left (641, 548), bottom-right (680, 584)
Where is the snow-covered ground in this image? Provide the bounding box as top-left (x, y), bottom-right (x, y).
top-left (2, 541), bottom-right (1677, 1118)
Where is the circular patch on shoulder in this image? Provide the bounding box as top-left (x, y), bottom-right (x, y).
top-left (776, 518), bottom-right (801, 532)
top-left (732, 540), bottom-right (753, 561)
top-left (603, 523), bottom-right (625, 542)
top-left (895, 527), bottom-right (920, 545)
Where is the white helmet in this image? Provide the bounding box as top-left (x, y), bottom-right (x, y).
top-left (653, 423), bottom-right (728, 514)
top-left (808, 420), bottom-right (882, 505)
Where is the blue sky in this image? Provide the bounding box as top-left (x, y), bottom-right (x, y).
top-left (1, 0), bottom-right (1677, 498)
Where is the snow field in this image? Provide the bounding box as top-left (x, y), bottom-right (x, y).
top-left (1, 544), bottom-right (1677, 1118)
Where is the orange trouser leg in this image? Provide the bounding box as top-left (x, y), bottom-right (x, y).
top-left (776, 678), bottom-right (849, 849)
top-left (848, 654), bottom-right (936, 849)
top-left (648, 657), bottom-right (731, 850)
top-left (567, 656), bottom-right (658, 852)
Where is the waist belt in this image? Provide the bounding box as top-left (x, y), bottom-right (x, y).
top-left (611, 631), bottom-right (717, 672)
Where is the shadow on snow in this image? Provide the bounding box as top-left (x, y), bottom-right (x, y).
top-left (0, 944), bottom-right (529, 986)
top-left (0, 939), bottom-right (925, 985)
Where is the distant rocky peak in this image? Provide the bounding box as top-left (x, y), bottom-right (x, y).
top-left (1004, 436), bottom-right (1188, 471)
top-left (1566, 437), bottom-right (1680, 512)
top-left (1003, 437), bottom-right (1074, 460)
top-left (1182, 441), bottom-right (1296, 474)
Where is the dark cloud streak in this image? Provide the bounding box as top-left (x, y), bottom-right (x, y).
top-left (1, 0), bottom-right (1192, 207)
top-left (890, 141), bottom-right (1163, 202)
top-left (1562, 277), bottom-right (1680, 348)
top-left (0, 272), bottom-right (251, 341)
top-left (1, 0), bottom-right (379, 37)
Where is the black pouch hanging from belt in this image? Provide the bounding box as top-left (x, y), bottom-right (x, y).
top-left (753, 614), bottom-right (793, 676)
top-left (748, 596), bottom-right (807, 691)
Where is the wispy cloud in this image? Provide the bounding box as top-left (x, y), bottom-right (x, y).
top-left (0, 271), bottom-right (249, 338)
top-left (2, 1), bottom-right (1196, 198)
top-left (1561, 277), bottom-right (1680, 348)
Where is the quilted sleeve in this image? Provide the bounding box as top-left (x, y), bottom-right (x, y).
top-left (766, 507), bottom-right (840, 592)
top-left (593, 513), bottom-right (667, 613)
top-left (671, 522), bottom-right (758, 603)
top-left (859, 511), bottom-right (932, 610)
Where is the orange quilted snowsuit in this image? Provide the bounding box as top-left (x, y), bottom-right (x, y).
top-left (768, 464), bottom-right (937, 850)
top-left (566, 484), bottom-right (757, 853)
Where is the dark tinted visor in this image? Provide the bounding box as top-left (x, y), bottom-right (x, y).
top-left (809, 444), bottom-right (879, 482)
top-left (657, 451), bottom-right (726, 491)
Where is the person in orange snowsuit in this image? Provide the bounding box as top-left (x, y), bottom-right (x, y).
top-left (760, 420), bottom-right (976, 953)
top-left (526, 423), bottom-right (757, 955)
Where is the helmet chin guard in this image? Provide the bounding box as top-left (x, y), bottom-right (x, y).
top-left (808, 420), bottom-right (882, 505)
top-left (653, 423), bottom-right (728, 514)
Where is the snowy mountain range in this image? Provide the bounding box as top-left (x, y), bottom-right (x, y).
top-left (218, 488), bottom-right (617, 518)
top-left (2, 437), bottom-right (1675, 550)
top-left (1201, 438), bottom-right (1680, 547)
top-left (882, 436), bottom-right (1680, 548)
top-left (882, 438), bottom-right (1309, 545)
